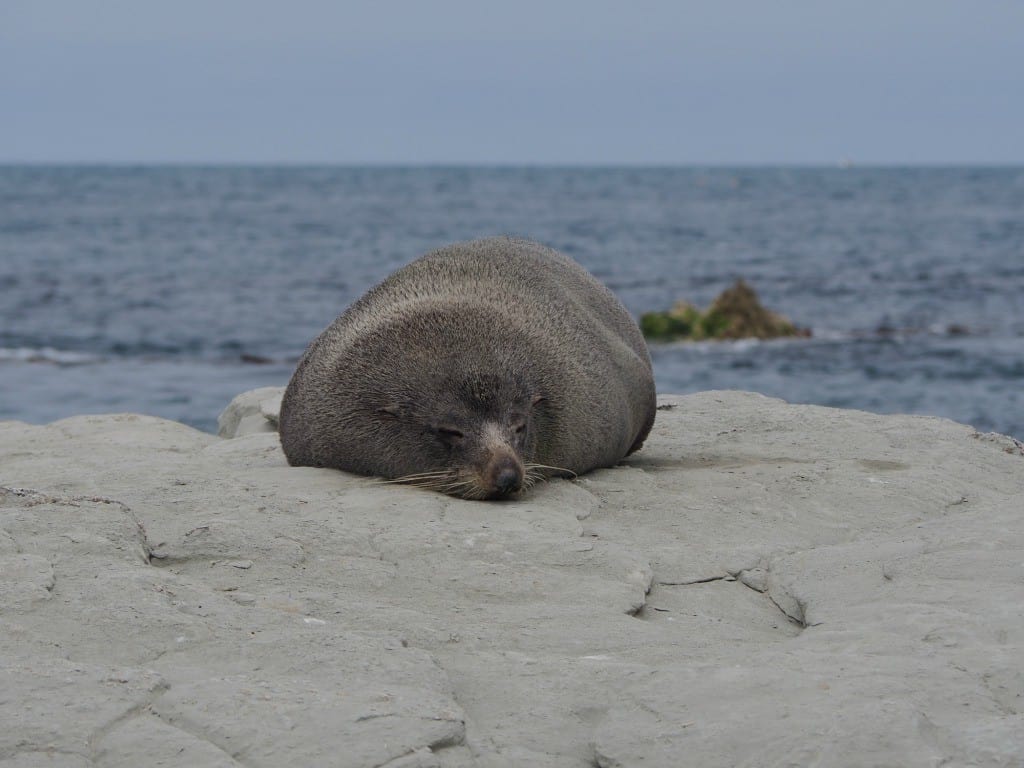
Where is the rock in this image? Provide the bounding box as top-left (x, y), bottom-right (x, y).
top-left (217, 386), bottom-right (284, 438)
top-left (1, 390), bottom-right (1022, 766)
top-left (641, 279), bottom-right (810, 341)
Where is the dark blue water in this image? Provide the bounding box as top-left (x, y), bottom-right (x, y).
top-left (2, 166), bottom-right (1022, 438)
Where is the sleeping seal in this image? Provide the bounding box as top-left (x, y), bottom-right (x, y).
top-left (279, 237), bottom-right (656, 499)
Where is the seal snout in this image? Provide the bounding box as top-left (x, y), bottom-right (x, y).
top-left (494, 464), bottom-right (522, 495)
top-left (485, 455), bottom-right (524, 499)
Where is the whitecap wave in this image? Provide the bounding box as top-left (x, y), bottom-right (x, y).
top-left (0, 347), bottom-right (101, 365)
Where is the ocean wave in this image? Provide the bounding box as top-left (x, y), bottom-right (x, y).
top-left (0, 347), bottom-right (102, 365)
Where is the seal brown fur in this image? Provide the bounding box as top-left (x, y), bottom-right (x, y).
top-left (278, 237), bottom-right (656, 499)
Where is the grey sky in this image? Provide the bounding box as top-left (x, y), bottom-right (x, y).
top-left (2, 0), bottom-right (1022, 164)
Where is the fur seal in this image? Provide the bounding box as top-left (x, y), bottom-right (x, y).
top-left (279, 237), bottom-right (656, 499)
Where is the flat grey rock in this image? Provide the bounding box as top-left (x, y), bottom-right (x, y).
top-left (1, 390), bottom-right (1021, 766)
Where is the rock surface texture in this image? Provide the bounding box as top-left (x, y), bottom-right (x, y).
top-left (2, 390), bottom-right (1022, 767)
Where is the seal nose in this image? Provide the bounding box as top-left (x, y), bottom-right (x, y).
top-left (493, 464), bottom-right (523, 496)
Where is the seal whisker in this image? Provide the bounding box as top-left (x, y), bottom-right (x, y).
top-left (382, 479), bottom-right (454, 493)
top-left (382, 471), bottom-right (454, 485)
top-left (524, 474), bottom-right (545, 490)
top-left (438, 479), bottom-right (484, 499)
top-left (402, 478), bottom-right (447, 487)
top-left (406, 478), bottom-right (456, 489)
top-left (389, 470), bottom-right (453, 481)
top-left (441, 482), bottom-right (481, 496)
top-left (524, 463), bottom-right (578, 479)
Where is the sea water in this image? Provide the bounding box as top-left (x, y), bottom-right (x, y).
top-left (2, 166), bottom-right (1022, 438)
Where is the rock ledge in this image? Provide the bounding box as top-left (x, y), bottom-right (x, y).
top-left (2, 390), bottom-right (1022, 767)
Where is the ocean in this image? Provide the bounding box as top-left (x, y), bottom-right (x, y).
top-left (1, 166), bottom-right (1022, 439)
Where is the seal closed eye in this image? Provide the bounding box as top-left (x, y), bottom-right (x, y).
top-left (278, 237), bottom-right (656, 499)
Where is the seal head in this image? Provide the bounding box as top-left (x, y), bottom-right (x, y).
top-left (376, 371), bottom-right (544, 499)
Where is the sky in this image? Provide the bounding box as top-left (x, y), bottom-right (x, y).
top-left (2, 0), bottom-right (1022, 165)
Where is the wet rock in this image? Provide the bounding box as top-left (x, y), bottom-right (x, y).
top-left (641, 279), bottom-right (810, 341)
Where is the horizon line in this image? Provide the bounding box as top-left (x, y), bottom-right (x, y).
top-left (2, 160), bottom-right (1023, 170)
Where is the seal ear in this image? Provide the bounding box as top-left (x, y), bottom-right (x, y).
top-left (378, 403), bottom-right (405, 419)
top-left (531, 394), bottom-right (546, 408)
